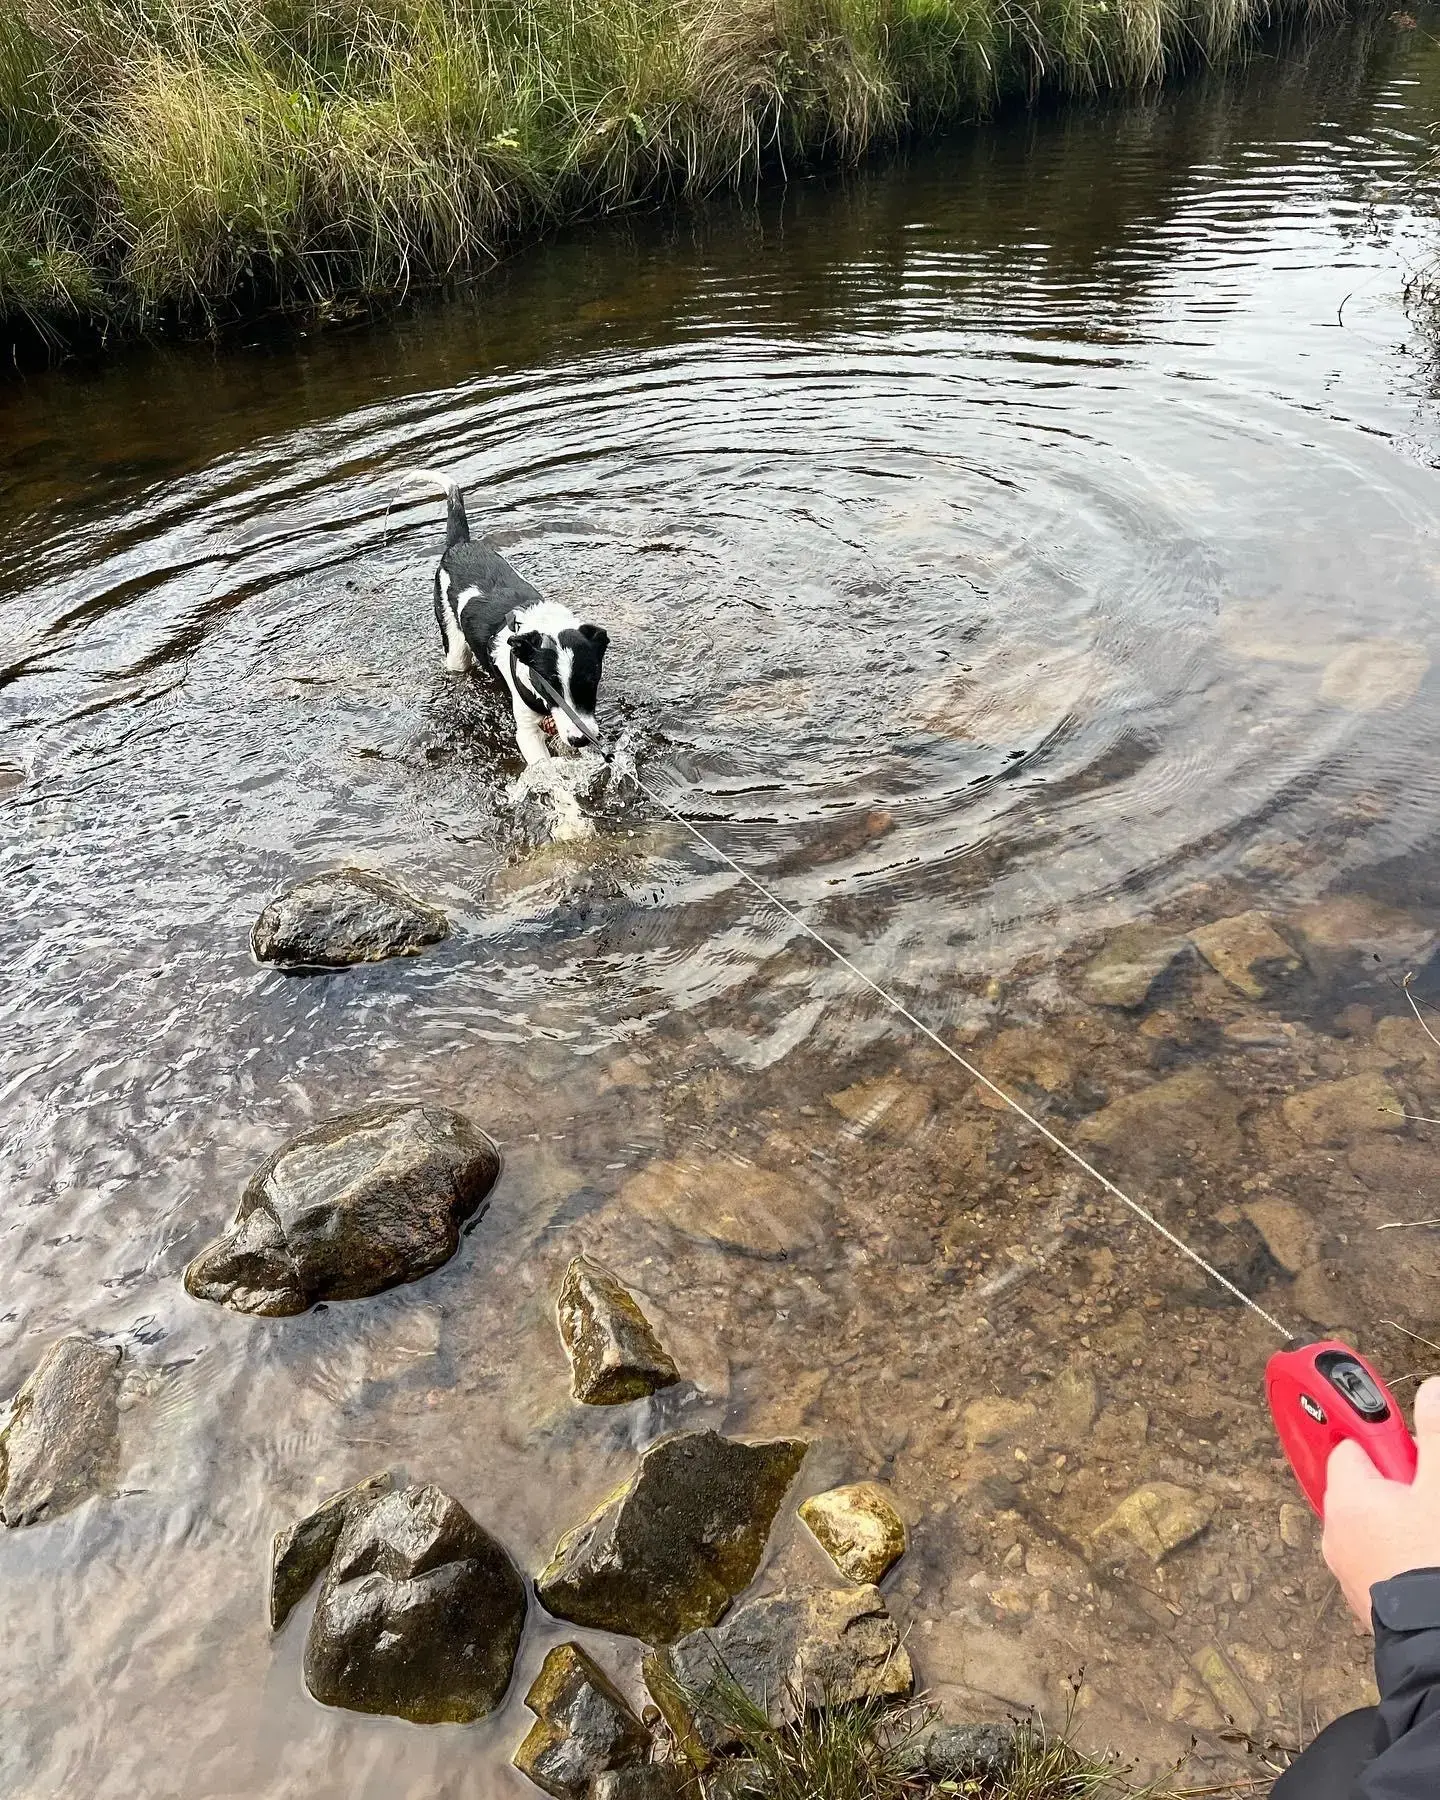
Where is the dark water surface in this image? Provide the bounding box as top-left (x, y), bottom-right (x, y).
top-left (6, 17), bottom-right (1440, 1796)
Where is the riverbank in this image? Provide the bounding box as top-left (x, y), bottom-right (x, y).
top-left (3, 0), bottom-right (1330, 356)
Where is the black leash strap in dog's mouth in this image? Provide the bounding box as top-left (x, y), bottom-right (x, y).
top-left (532, 670), bottom-right (610, 758)
top-left (527, 666), bottom-right (1290, 1340)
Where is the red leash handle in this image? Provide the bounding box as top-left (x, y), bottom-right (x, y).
top-left (1266, 1340), bottom-right (1418, 1515)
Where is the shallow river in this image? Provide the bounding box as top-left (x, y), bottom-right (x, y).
top-left (6, 15), bottom-right (1440, 1796)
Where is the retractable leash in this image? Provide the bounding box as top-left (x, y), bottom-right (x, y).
top-left (531, 674), bottom-right (1420, 1515)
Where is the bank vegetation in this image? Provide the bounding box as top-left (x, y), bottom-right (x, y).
top-left (3, 0), bottom-right (1325, 351)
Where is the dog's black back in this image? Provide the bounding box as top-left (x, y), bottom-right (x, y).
top-left (431, 480), bottom-right (543, 660)
top-left (437, 537), bottom-right (544, 659)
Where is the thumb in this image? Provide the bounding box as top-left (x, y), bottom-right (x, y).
top-left (1413, 1376), bottom-right (1440, 1483)
top-left (1325, 1435), bottom-right (1385, 1511)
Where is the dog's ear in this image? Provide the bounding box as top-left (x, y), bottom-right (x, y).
top-left (578, 623), bottom-right (609, 654)
top-left (510, 630), bottom-right (543, 665)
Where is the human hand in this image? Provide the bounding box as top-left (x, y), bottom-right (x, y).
top-left (1322, 1375), bottom-right (1440, 1628)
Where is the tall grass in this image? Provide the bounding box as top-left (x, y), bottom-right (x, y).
top-left (0, 0), bottom-right (1326, 347)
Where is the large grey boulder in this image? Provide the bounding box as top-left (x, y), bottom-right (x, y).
top-left (303, 1482), bottom-right (525, 1723)
top-left (251, 868), bottom-right (448, 971)
top-left (536, 1431), bottom-right (806, 1644)
top-left (270, 1471), bottom-right (394, 1629)
top-left (512, 1643), bottom-right (650, 1797)
top-left (0, 1336), bottom-right (121, 1527)
top-left (646, 1585), bottom-right (912, 1753)
top-left (184, 1104), bottom-right (500, 1315)
top-left (558, 1256), bottom-right (680, 1405)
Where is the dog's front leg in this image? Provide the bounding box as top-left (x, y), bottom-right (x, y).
top-left (510, 696), bottom-right (551, 767)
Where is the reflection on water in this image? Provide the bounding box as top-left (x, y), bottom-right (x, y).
top-left (5, 13), bottom-right (1440, 1794)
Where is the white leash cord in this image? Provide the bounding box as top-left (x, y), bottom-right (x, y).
top-left (532, 675), bottom-right (1293, 1342)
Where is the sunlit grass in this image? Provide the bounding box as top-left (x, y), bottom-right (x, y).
top-left (652, 1661), bottom-right (1193, 1800)
top-left (0, 0), bottom-right (1329, 344)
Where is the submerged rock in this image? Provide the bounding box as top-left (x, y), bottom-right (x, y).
top-left (1191, 1645), bottom-right (1262, 1737)
top-left (536, 1430), bottom-right (807, 1644)
top-left (1190, 911), bottom-right (1301, 999)
top-left (1078, 925), bottom-right (1189, 1010)
top-left (251, 868), bottom-right (448, 971)
top-left (1092, 1481), bottom-right (1214, 1563)
top-left (185, 1103), bottom-right (500, 1315)
top-left (1318, 639), bottom-right (1429, 714)
top-left (1076, 1069), bottom-right (1241, 1168)
top-left (646, 1585), bottom-right (912, 1753)
top-left (1242, 1198), bottom-right (1319, 1275)
top-left (513, 1644), bottom-right (650, 1798)
top-left (962, 1396), bottom-right (1037, 1451)
top-left (619, 1156), bottom-right (822, 1260)
top-left (825, 1075), bottom-right (934, 1140)
top-left (798, 1482), bottom-right (906, 1585)
top-left (0, 1336), bottom-right (121, 1528)
top-left (1282, 1074), bottom-right (1405, 1147)
top-left (558, 1255), bottom-right (680, 1406)
top-left (303, 1482), bottom-right (525, 1723)
top-left (270, 1470), bottom-right (394, 1629)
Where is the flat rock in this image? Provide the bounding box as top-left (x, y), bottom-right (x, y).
top-left (618, 1156), bottom-right (821, 1259)
top-left (513, 1643), bottom-right (649, 1799)
top-left (962, 1397), bottom-right (1037, 1450)
top-left (536, 1430), bottom-right (806, 1644)
top-left (1283, 1075), bottom-right (1405, 1147)
top-left (1242, 1198), bottom-right (1319, 1275)
top-left (798, 1482), bottom-right (906, 1585)
top-left (251, 868), bottom-right (448, 970)
top-left (646, 1585), bottom-right (912, 1754)
top-left (1078, 925), bottom-right (1189, 1009)
top-left (1092, 1482), bottom-right (1214, 1562)
top-left (1077, 1069), bottom-right (1241, 1166)
top-left (1191, 1645), bottom-right (1261, 1737)
top-left (825, 1076), bottom-right (934, 1139)
top-left (0, 1336), bottom-right (121, 1527)
top-left (1289, 895), bottom-right (1437, 970)
top-left (303, 1482), bottom-right (525, 1723)
top-left (1190, 912), bottom-right (1301, 999)
top-left (558, 1256), bottom-right (679, 1405)
top-left (270, 1471), bottom-right (394, 1629)
top-left (1318, 640), bottom-right (1429, 714)
top-left (185, 1103), bottom-right (500, 1315)
top-left (1041, 1366), bottom-right (1099, 1446)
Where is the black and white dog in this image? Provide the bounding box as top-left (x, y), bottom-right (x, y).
top-left (407, 469), bottom-right (608, 765)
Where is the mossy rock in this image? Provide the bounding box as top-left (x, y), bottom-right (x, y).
top-left (536, 1431), bottom-right (806, 1644)
top-left (558, 1255), bottom-right (680, 1405)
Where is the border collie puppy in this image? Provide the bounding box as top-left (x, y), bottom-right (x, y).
top-left (406, 469), bottom-right (608, 765)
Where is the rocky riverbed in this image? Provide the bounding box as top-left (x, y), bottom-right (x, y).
top-left (6, 861), bottom-right (1432, 1793)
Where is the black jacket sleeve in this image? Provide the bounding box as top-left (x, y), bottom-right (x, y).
top-left (1357, 1568), bottom-right (1440, 1799)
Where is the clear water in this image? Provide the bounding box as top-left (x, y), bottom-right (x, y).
top-left (5, 15), bottom-right (1440, 1794)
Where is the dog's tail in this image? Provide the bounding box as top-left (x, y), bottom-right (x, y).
top-left (403, 467), bottom-right (470, 550)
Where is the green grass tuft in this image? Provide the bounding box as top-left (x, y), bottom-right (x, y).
top-left (0, 0), bottom-right (1333, 347)
top-left (657, 1661), bottom-right (1194, 1800)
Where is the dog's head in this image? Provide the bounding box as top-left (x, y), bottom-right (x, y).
top-left (510, 620), bottom-right (609, 749)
